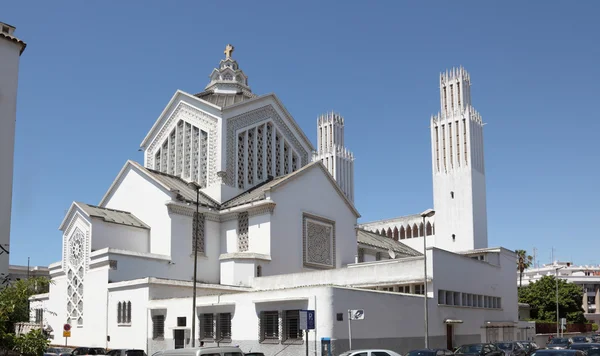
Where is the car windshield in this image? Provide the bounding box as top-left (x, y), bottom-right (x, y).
top-left (550, 339), bottom-right (569, 344)
top-left (457, 345), bottom-right (483, 354)
top-left (496, 344), bottom-right (514, 351)
top-left (406, 351), bottom-right (436, 356)
top-left (572, 338), bottom-right (587, 342)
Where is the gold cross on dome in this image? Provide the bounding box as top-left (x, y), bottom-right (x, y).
top-left (224, 44), bottom-right (234, 59)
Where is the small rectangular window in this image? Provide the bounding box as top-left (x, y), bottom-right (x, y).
top-left (283, 310), bottom-right (303, 342)
top-left (177, 317), bottom-right (186, 327)
top-left (152, 315), bottom-right (165, 340)
top-left (218, 313), bottom-right (232, 341)
top-left (260, 311), bottom-right (279, 342)
top-left (200, 313), bottom-right (214, 340)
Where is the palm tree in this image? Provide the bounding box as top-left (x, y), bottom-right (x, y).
top-left (516, 249), bottom-right (533, 287)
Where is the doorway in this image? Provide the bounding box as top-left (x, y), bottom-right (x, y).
top-left (174, 330), bottom-right (185, 349)
top-left (446, 324), bottom-right (454, 350)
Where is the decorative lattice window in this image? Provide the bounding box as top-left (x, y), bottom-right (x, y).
top-left (152, 315), bottom-right (165, 340)
top-left (463, 119), bottom-right (468, 165)
top-left (200, 130), bottom-right (208, 187)
top-left (275, 133), bottom-right (281, 176)
top-left (260, 311), bottom-right (279, 342)
top-left (184, 123), bottom-right (192, 179)
top-left (155, 150), bottom-right (161, 171)
top-left (266, 124), bottom-right (273, 177)
top-left (168, 129), bottom-right (176, 175)
top-left (35, 309), bottom-right (43, 323)
top-left (257, 125), bottom-right (264, 181)
top-left (192, 127), bottom-right (200, 182)
top-left (375, 252), bottom-right (382, 261)
top-left (283, 143), bottom-right (290, 174)
top-left (247, 128), bottom-right (254, 186)
top-left (222, 73), bottom-right (233, 81)
top-left (357, 248), bottom-right (364, 263)
top-left (117, 301), bottom-right (132, 324)
top-left (218, 313), bottom-right (232, 341)
top-left (292, 154), bottom-right (297, 172)
top-left (192, 212), bottom-right (205, 254)
top-left (176, 120), bottom-right (184, 175)
top-left (67, 228), bottom-right (85, 325)
top-left (237, 132), bottom-right (245, 189)
top-left (161, 141), bottom-right (169, 173)
top-left (200, 313), bottom-right (214, 340)
top-left (237, 212), bottom-right (249, 252)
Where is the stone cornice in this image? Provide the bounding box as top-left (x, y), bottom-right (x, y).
top-left (166, 201), bottom-right (275, 222)
top-left (219, 252), bottom-right (271, 261)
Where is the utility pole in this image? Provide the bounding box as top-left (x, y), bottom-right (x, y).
top-left (27, 257), bottom-right (30, 279)
top-left (533, 248), bottom-right (537, 268)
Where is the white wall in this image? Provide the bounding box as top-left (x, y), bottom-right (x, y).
top-left (102, 166), bottom-right (173, 255)
top-left (80, 267), bottom-right (110, 348)
top-left (0, 36), bottom-right (22, 280)
top-left (249, 213), bottom-right (271, 255)
top-left (107, 286), bottom-right (150, 351)
top-left (268, 165), bottom-right (358, 275)
top-left (91, 220), bottom-right (149, 253)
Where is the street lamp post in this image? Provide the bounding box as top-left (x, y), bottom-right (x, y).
top-left (555, 265), bottom-right (566, 338)
top-left (189, 182), bottom-right (201, 348)
top-left (420, 209), bottom-right (435, 348)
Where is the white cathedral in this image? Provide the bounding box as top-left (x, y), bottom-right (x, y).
top-left (30, 45), bottom-right (520, 355)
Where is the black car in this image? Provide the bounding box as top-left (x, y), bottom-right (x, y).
top-left (72, 348), bottom-right (107, 356)
top-left (547, 338), bottom-right (571, 350)
top-left (568, 343), bottom-right (600, 353)
top-left (516, 341), bottom-right (539, 356)
top-left (531, 350), bottom-right (585, 356)
top-left (455, 344), bottom-right (504, 356)
top-left (405, 349), bottom-right (454, 356)
top-left (494, 342), bottom-right (527, 356)
top-left (570, 337), bottom-right (590, 344)
top-left (106, 350), bottom-right (146, 356)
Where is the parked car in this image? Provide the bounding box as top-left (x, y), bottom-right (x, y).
top-left (152, 347), bottom-right (243, 356)
top-left (568, 343), bottom-right (600, 352)
top-left (570, 337), bottom-right (590, 344)
top-left (71, 348), bottom-right (107, 356)
top-left (454, 344), bottom-right (504, 356)
top-left (547, 338), bottom-right (571, 350)
top-left (46, 348), bottom-right (74, 356)
top-left (494, 342), bottom-right (527, 356)
top-left (106, 350), bottom-right (146, 356)
top-left (531, 350), bottom-right (585, 356)
top-left (515, 341), bottom-right (539, 356)
top-left (405, 349), bottom-right (454, 356)
top-left (339, 350), bottom-right (403, 356)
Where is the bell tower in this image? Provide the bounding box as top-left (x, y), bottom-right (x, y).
top-left (431, 67), bottom-right (488, 252)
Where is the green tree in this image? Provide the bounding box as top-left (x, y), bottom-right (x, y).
top-left (516, 249), bottom-right (533, 287)
top-left (518, 275), bottom-right (586, 323)
top-left (0, 277), bottom-right (51, 356)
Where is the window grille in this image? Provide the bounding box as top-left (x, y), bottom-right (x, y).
top-left (218, 313), bottom-right (232, 341)
top-left (35, 309), bottom-right (43, 323)
top-left (200, 313), bottom-right (214, 340)
top-left (117, 302), bottom-right (122, 323)
top-left (152, 315), bottom-right (165, 339)
top-left (260, 311), bottom-right (279, 342)
top-left (283, 310), bottom-right (303, 341)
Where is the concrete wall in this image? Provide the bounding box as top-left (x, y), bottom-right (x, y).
top-left (107, 286), bottom-right (150, 351)
top-left (102, 166), bottom-right (173, 255)
top-left (269, 165), bottom-right (358, 275)
top-left (91, 220), bottom-right (150, 253)
top-left (0, 34), bottom-right (22, 280)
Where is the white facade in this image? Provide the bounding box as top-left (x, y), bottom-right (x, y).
top-left (0, 22), bottom-right (26, 282)
top-left (29, 46), bottom-right (517, 356)
top-left (520, 262), bottom-right (600, 324)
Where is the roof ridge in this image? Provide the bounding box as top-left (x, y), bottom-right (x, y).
top-left (143, 166), bottom-right (220, 206)
top-left (220, 175), bottom-right (276, 207)
top-left (76, 201), bottom-right (133, 215)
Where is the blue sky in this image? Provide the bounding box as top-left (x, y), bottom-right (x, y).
top-left (4, 1), bottom-right (599, 267)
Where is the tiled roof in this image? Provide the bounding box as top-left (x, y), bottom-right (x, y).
top-left (359, 213), bottom-right (424, 228)
top-left (194, 91), bottom-right (255, 108)
top-left (75, 202), bottom-right (150, 229)
top-left (0, 32), bottom-right (26, 54)
top-left (220, 176), bottom-right (285, 209)
top-left (357, 228), bottom-right (421, 257)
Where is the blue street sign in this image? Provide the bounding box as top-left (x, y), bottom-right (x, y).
top-left (307, 310), bottom-right (315, 330)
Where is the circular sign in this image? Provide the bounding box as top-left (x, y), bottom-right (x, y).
top-left (64, 324), bottom-right (71, 331)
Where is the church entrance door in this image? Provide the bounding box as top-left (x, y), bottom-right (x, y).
top-left (174, 330), bottom-right (185, 349)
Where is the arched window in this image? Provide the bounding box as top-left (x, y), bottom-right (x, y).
top-left (413, 224), bottom-right (419, 238)
top-left (393, 227), bottom-right (399, 241)
top-left (406, 226), bottom-right (412, 239)
top-left (419, 223), bottom-right (424, 237)
top-left (387, 228), bottom-right (392, 238)
top-left (117, 302), bottom-right (122, 323)
top-left (256, 265), bottom-right (262, 277)
top-left (127, 301), bottom-right (132, 323)
top-left (375, 229), bottom-right (380, 235)
top-left (426, 222), bottom-right (433, 236)
top-left (400, 226), bottom-right (405, 240)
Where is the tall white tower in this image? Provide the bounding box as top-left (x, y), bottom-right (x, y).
top-left (314, 112), bottom-right (354, 202)
top-left (431, 67), bottom-right (488, 252)
top-left (0, 22), bottom-right (26, 281)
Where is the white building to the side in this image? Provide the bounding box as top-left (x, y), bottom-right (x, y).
top-left (0, 22), bottom-right (26, 282)
top-left (29, 46), bottom-right (518, 355)
top-left (520, 261), bottom-right (600, 325)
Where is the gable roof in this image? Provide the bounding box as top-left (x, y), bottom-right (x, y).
top-left (221, 161), bottom-right (360, 217)
top-left (99, 160), bottom-right (219, 208)
top-left (194, 90), bottom-right (256, 108)
top-left (59, 201), bottom-right (149, 231)
top-left (356, 228), bottom-right (421, 257)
